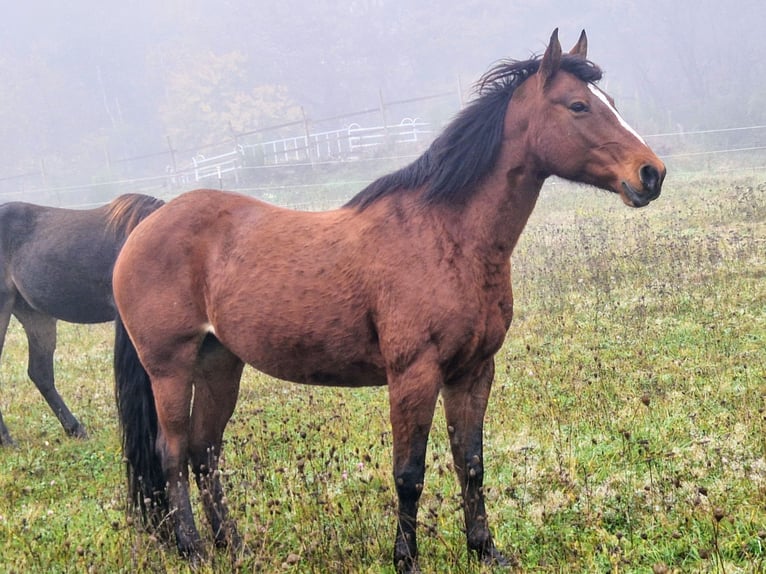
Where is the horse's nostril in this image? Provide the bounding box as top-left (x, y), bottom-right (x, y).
top-left (639, 164), bottom-right (661, 193)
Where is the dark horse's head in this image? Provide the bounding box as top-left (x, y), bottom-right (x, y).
top-left (504, 29), bottom-right (665, 207)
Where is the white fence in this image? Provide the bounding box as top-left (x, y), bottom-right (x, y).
top-left (187, 118), bottom-right (431, 183)
top-left (1, 121), bottom-right (765, 209)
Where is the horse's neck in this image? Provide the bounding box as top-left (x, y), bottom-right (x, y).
top-left (461, 163), bottom-right (543, 263)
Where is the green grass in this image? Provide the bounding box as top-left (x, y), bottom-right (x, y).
top-left (0, 173), bottom-right (764, 573)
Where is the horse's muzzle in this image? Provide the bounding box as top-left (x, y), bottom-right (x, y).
top-left (621, 163), bottom-right (665, 207)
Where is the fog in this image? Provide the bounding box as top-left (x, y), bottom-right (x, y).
top-left (1, 0), bottom-right (764, 200)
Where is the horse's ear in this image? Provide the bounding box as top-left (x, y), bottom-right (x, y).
top-left (569, 29), bottom-right (588, 58)
top-left (539, 28), bottom-right (562, 88)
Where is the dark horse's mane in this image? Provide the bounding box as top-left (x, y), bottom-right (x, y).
top-left (345, 54), bottom-right (603, 210)
top-left (106, 194), bottom-right (165, 239)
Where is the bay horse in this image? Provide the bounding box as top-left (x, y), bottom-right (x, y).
top-left (0, 193), bottom-right (164, 446)
top-left (113, 30), bottom-right (665, 572)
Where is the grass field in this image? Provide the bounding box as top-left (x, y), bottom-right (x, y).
top-left (0, 173), bottom-right (764, 573)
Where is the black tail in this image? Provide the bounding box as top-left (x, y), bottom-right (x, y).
top-left (114, 313), bottom-right (169, 532)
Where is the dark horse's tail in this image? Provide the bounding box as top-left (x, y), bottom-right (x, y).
top-left (114, 313), bottom-right (169, 534)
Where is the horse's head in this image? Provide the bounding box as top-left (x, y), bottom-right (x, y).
top-left (512, 29), bottom-right (665, 207)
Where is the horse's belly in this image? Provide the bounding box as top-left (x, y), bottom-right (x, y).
top-left (17, 283), bottom-right (114, 323)
top-left (221, 316), bottom-right (386, 387)
top-left (248, 350), bottom-right (387, 388)
top-left (266, 359), bottom-right (387, 388)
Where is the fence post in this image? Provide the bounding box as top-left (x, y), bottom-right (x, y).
top-left (457, 74), bottom-right (466, 108)
top-left (229, 122), bottom-right (241, 185)
top-left (302, 106), bottom-right (314, 165)
top-left (165, 135), bottom-right (179, 189)
top-left (104, 145), bottom-right (113, 181)
top-left (39, 158), bottom-right (48, 189)
top-left (166, 135), bottom-right (177, 174)
top-left (379, 89), bottom-right (390, 145)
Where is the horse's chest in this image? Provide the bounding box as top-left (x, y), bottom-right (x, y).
top-left (418, 286), bottom-right (512, 376)
top-left (460, 304), bottom-right (511, 363)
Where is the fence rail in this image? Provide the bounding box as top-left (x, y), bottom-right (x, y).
top-left (1, 101), bottom-right (765, 209)
top-left (184, 117), bottom-right (432, 185)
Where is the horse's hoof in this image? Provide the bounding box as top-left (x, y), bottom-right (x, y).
top-left (67, 424), bottom-right (88, 440)
top-left (0, 435), bottom-right (18, 448)
top-left (481, 546), bottom-right (516, 569)
top-left (229, 539), bottom-right (252, 561)
top-left (214, 522), bottom-right (243, 551)
top-left (178, 538), bottom-right (208, 565)
top-left (184, 548), bottom-right (208, 571)
top-left (395, 558), bottom-right (422, 574)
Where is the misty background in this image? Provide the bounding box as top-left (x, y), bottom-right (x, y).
top-left (1, 0), bottom-right (764, 206)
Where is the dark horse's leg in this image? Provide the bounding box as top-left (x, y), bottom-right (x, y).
top-left (189, 335), bottom-right (244, 553)
top-left (0, 292), bottom-right (17, 445)
top-left (442, 360), bottom-right (510, 567)
top-left (0, 411), bottom-right (13, 446)
top-left (388, 355), bottom-right (442, 574)
top-left (14, 306), bottom-right (87, 439)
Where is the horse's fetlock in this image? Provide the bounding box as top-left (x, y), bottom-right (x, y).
top-left (467, 531), bottom-right (493, 554)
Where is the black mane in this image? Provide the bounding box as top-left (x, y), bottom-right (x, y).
top-left (345, 54), bottom-right (603, 210)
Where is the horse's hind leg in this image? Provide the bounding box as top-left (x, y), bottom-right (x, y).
top-left (441, 360), bottom-right (510, 567)
top-left (189, 335), bottom-right (245, 552)
top-left (151, 370), bottom-right (206, 559)
top-left (14, 306), bottom-right (86, 439)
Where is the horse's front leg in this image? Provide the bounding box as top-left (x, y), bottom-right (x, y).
top-left (387, 356), bottom-right (442, 574)
top-left (442, 360), bottom-right (511, 567)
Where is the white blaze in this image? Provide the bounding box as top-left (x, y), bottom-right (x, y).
top-left (588, 84), bottom-right (647, 145)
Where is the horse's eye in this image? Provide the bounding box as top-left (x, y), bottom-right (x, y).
top-left (569, 102), bottom-right (589, 113)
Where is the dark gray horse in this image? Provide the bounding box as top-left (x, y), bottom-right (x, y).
top-left (0, 193), bottom-right (164, 445)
